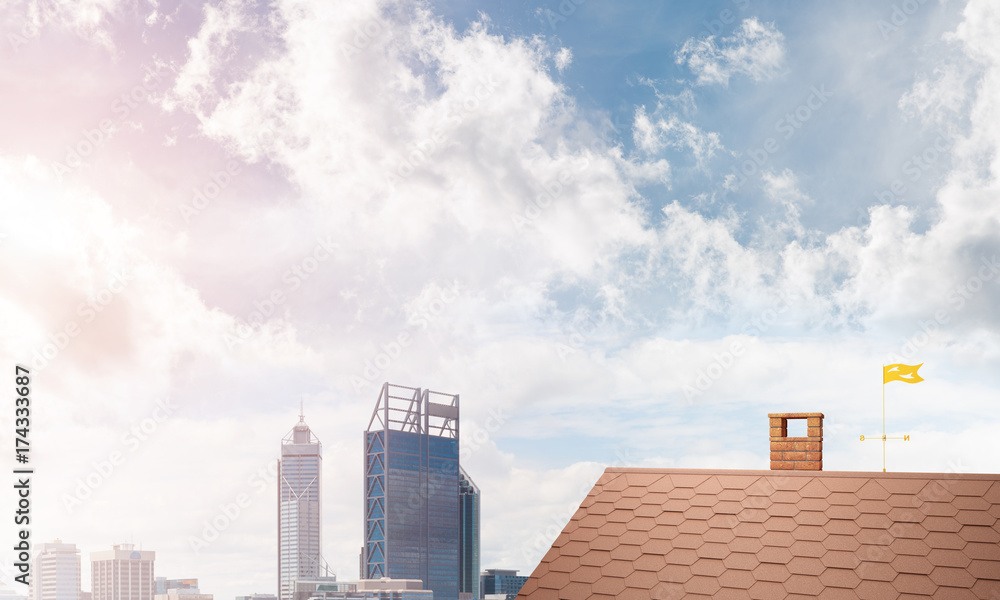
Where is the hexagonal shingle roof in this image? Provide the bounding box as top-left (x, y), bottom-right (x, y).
top-left (516, 468), bottom-right (1000, 600)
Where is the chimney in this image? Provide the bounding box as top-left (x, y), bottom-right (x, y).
top-left (768, 412), bottom-right (823, 470)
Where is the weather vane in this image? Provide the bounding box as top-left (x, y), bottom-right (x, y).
top-left (860, 363), bottom-right (923, 472)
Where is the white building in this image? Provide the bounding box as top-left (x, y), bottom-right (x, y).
top-left (91, 544), bottom-right (154, 600)
top-left (29, 540), bottom-right (81, 600)
top-left (279, 412), bottom-right (324, 600)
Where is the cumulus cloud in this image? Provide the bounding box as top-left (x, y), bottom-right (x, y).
top-left (675, 17), bottom-right (786, 86)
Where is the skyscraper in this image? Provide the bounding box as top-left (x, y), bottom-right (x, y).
top-left (363, 383), bottom-right (461, 600)
top-left (457, 469), bottom-right (480, 600)
top-left (91, 544), bottom-right (154, 600)
top-left (278, 410), bottom-right (323, 600)
top-left (30, 540), bottom-right (81, 600)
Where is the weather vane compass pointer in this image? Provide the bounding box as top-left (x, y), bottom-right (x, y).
top-left (860, 363), bottom-right (923, 472)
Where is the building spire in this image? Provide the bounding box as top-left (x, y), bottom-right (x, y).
top-left (299, 398), bottom-right (305, 422)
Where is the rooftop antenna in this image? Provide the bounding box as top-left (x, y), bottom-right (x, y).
top-left (299, 398), bottom-right (305, 422)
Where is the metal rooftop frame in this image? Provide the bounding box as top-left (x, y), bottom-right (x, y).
top-left (366, 382), bottom-right (459, 440)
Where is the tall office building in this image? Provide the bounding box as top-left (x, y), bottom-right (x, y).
top-left (30, 540), bottom-right (81, 600)
top-left (363, 383), bottom-right (461, 600)
top-left (91, 544), bottom-right (154, 600)
top-left (458, 469), bottom-right (480, 600)
top-left (278, 410), bottom-right (323, 600)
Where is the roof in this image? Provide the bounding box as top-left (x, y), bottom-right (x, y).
top-left (517, 467), bottom-right (1000, 600)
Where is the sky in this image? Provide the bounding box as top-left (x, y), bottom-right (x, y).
top-left (1, 0), bottom-right (999, 598)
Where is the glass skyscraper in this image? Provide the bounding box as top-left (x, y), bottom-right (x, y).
top-left (458, 469), bottom-right (480, 600)
top-left (279, 411), bottom-right (323, 600)
top-left (363, 383), bottom-right (464, 600)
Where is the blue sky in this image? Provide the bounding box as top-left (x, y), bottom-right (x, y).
top-left (1, 1), bottom-right (999, 599)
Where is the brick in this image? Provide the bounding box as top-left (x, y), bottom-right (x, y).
top-left (770, 427), bottom-right (787, 437)
top-left (794, 460), bottom-right (822, 470)
top-left (769, 418), bottom-right (785, 427)
top-left (770, 461), bottom-right (793, 470)
top-left (770, 441), bottom-right (793, 451)
top-left (806, 452), bottom-right (823, 461)
top-left (794, 441), bottom-right (822, 452)
top-left (785, 452), bottom-right (807, 461)
top-left (770, 452), bottom-right (783, 461)
top-left (807, 427), bottom-right (823, 437)
top-left (807, 417), bottom-right (823, 427)
top-left (769, 413), bottom-right (823, 419)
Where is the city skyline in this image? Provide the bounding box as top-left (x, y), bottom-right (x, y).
top-left (14, 395), bottom-right (490, 600)
top-left (3, 1), bottom-right (1000, 600)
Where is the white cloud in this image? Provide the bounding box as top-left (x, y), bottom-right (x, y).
top-left (899, 64), bottom-right (973, 125)
top-left (2, 0), bottom-right (127, 50)
top-left (675, 17), bottom-right (786, 86)
top-left (554, 46), bottom-right (572, 72)
top-left (632, 105), bottom-right (723, 169)
top-left (169, 0), bottom-right (262, 115)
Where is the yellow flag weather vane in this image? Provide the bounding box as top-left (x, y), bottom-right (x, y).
top-left (860, 363), bottom-right (923, 472)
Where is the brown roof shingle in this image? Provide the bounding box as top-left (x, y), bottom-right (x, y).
top-left (517, 468), bottom-right (1000, 599)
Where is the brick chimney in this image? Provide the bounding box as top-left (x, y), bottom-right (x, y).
top-left (769, 412), bottom-right (823, 470)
